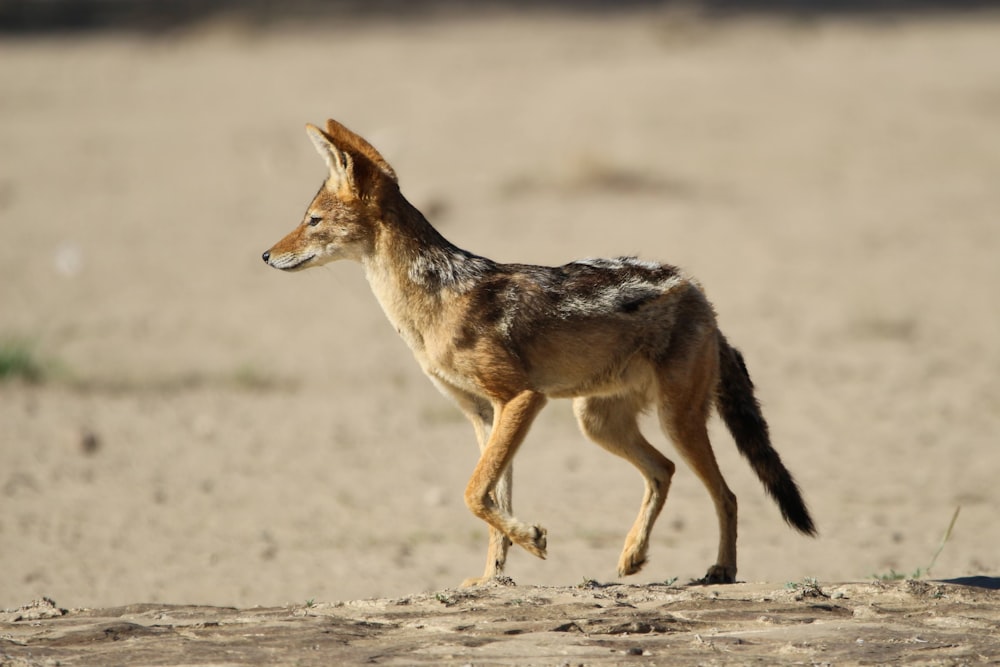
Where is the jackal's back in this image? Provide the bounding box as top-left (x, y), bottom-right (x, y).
top-left (460, 255), bottom-right (690, 330)
top-left (443, 255), bottom-right (711, 398)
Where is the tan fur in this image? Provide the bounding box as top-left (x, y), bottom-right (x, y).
top-left (263, 119), bottom-right (815, 586)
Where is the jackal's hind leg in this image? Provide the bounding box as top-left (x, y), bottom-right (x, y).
top-left (574, 394), bottom-right (676, 578)
top-left (657, 341), bottom-right (738, 584)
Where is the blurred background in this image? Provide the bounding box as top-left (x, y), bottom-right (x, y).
top-left (1, 1), bottom-right (998, 609)
top-left (0, 0), bottom-right (994, 33)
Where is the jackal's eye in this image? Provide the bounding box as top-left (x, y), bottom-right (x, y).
top-left (307, 216), bottom-right (322, 227)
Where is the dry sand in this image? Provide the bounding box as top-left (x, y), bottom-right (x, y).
top-left (3, 579), bottom-right (1000, 665)
top-left (2, 8), bottom-right (999, 664)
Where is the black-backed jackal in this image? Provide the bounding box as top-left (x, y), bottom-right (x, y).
top-left (263, 119), bottom-right (816, 586)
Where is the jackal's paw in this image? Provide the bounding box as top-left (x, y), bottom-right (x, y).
top-left (697, 564), bottom-right (736, 585)
top-left (617, 550), bottom-right (648, 577)
top-left (512, 524), bottom-right (547, 559)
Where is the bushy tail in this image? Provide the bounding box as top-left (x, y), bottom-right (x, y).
top-left (716, 333), bottom-right (816, 536)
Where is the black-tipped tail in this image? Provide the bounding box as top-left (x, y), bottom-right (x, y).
top-left (716, 333), bottom-right (816, 536)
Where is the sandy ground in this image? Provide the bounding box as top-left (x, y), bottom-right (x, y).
top-left (3, 579), bottom-right (1000, 666)
top-left (2, 8), bottom-right (1000, 664)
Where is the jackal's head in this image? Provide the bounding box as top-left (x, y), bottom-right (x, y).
top-left (262, 119), bottom-right (398, 271)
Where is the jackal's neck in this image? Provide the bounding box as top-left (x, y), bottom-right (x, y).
top-left (361, 196), bottom-right (492, 350)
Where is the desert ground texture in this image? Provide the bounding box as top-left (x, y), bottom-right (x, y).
top-left (1, 7), bottom-right (999, 665)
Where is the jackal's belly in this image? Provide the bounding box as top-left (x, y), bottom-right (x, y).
top-left (525, 336), bottom-right (657, 399)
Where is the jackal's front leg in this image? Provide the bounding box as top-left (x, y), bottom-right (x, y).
top-left (463, 390), bottom-right (548, 569)
top-left (462, 465), bottom-right (513, 588)
top-left (436, 380), bottom-right (516, 587)
top-left (452, 391), bottom-right (512, 587)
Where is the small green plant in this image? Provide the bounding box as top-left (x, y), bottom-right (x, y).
top-left (925, 506), bottom-right (961, 575)
top-left (786, 577), bottom-right (827, 600)
top-left (305, 598), bottom-right (315, 608)
top-left (873, 568), bottom-right (921, 582)
top-left (871, 506), bottom-right (961, 581)
top-left (663, 577), bottom-right (678, 586)
top-left (785, 577), bottom-right (819, 591)
top-left (0, 339), bottom-right (46, 383)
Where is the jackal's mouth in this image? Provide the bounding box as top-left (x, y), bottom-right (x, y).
top-left (271, 254), bottom-right (316, 271)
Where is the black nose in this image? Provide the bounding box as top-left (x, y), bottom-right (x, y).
top-left (262, 251), bottom-right (270, 263)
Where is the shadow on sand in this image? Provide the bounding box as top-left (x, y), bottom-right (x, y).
top-left (938, 576), bottom-right (1000, 591)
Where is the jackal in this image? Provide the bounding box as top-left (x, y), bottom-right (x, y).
top-left (263, 119), bottom-right (816, 586)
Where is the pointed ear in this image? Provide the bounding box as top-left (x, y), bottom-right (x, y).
top-left (305, 123), bottom-right (356, 196)
top-left (324, 119), bottom-right (398, 183)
